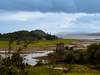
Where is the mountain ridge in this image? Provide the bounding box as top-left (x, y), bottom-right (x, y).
top-left (56, 32), bottom-right (100, 39)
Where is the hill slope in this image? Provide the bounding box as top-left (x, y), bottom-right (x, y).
top-left (0, 30), bottom-right (57, 41)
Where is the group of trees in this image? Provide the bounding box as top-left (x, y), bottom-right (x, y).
top-left (52, 43), bottom-right (100, 68)
top-left (0, 51), bottom-right (27, 75)
top-left (0, 30), bottom-right (57, 41)
top-left (87, 43), bottom-right (100, 65)
top-left (0, 39), bottom-right (32, 75)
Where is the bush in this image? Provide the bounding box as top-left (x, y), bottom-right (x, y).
top-left (35, 60), bottom-right (44, 66)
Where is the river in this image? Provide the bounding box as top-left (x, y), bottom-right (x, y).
top-left (0, 51), bottom-right (53, 66)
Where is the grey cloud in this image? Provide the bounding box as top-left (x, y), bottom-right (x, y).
top-left (0, 0), bottom-right (100, 13)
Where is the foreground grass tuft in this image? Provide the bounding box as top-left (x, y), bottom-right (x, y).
top-left (25, 65), bottom-right (100, 75)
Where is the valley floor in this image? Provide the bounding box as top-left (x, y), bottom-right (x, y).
top-left (0, 39), bottom-right (72, 53)
top-left (25, 64), bottom-right (100, 75)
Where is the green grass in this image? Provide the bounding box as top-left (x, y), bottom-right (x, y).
top-left (0, 39), bottom-right (72, 47)
top-left (29, 39), bottom-right (72, 46)
top-left (0, 41), bottom-right (20, 47)
top-left (25, 64), bottom-right (100, 75)
top-left (25, 66), bottom-right (62, 75)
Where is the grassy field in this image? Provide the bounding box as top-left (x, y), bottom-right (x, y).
top-left (29, 39), bottom-right (72, 46)
top-left (25, 64), bottom-right (100, 75)
top-left (0, 39), bottom-right (72, 47)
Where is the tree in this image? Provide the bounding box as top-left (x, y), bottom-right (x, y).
top-left (0, 39), bottom-right (30, 75)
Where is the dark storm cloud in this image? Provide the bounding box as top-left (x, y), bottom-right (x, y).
top-left (0, 0), bottom-right (100, 13)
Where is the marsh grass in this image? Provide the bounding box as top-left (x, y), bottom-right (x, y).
top-left (0, 39), bottom-right (72, 47)
top-left (25, 64), bottom-right (100, 75)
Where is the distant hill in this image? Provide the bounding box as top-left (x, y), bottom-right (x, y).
top-left (0, 30), bottom-right (58, 41)
top-left (56, 32), bottom-right (100, 39)
top-left (87, 33), bottom-right (100, 36)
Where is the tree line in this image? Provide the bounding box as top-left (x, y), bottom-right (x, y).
top-left (0, 30), bottom-right (58, 41)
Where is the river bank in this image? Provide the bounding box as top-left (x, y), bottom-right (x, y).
top-left (0, 46), bottom-right (56, 54)
top-left (0, 50), bottom-right (53, 66)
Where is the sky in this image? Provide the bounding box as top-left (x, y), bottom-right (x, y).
top-left (0, 0), bottom-right (100, 34)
